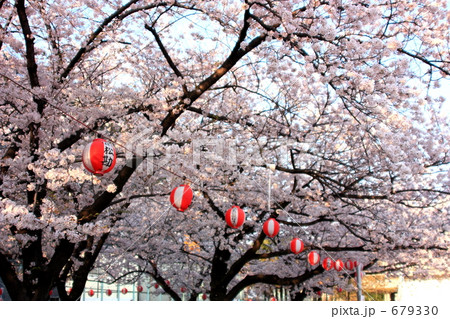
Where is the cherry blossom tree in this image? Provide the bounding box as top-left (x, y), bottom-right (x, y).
top-left (0, 0), bottom-right (449, 301)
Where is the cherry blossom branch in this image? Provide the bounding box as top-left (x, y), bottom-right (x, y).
top-left (144, 24), bottom-right (188, 95)
top-left (59, 0), bottom-right (141, 81)
top-left (159, 9), bottom-right (268, 136)
top-left (109, 192), bottom-right (169, 206)
top-left (15, 0), bottom-right (40, 88)
top-left (397, 48), bottom-right (450, 76)
top-left (78, 156), bottom-right (144, 224)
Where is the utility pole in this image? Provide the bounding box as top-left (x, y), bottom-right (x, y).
top-left (356, 263), bottom-right (364, 301)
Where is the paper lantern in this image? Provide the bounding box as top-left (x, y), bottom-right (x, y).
top-left (88, 289), bottom-right (95, 297)
top-left (49, 290), bottom-right (53, 296)
top-left (322, 257), bottom-right (335, 270)
top-left (290, 238), bottom-right (304, 254)
top-left (121, 288), bottom-right (128, 294)
top-left (82, 138), bottom-right (116, 176)
top-left (263, 218), bottom-right (279, 237)
top-left (202, 293), bottom-right (207, 300)
top-left (337, 287), bottom-right (343, 293)
top-left (225, 205), bottom-right (245, 228)
top-left (334, 259), bottom-right (344, 271)
top-left (154, 283), bottom-right (159, 289)
top-left (106, 289), bottom-right (112, 296)
top-left (308, 251), bottom-right (320, 266)
top-left (165, 280), bottom-right (170, 285)
top-left (345, 259), bottom-right (355, 271)
top-left (170, 184), bottom-right (193, 212)
top-left (180, 287), bottom-right (187, 293)
top-left (137, 285), bottom-right (143, 293)
top-left (0, 288), bottom-right (3, 295)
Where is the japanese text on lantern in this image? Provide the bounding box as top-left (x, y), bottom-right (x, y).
top-left (103, 143), bottom-right (115, 167)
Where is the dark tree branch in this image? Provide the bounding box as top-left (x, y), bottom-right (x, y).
top-left (145, 24), bottom-right (188, 95)
top-left (159, 9), bottom-right (268, 136)
top-left (225, 267), bottom-right (325, 301)
top-left (398, 48), bottom-right (450, 76)
top-left (59, 0), bottom-right (141, 81)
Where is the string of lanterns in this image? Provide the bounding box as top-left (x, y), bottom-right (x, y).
top-left (81, 138), bottom-right (363, 294)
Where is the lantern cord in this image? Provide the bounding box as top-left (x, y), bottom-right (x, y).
top-left (0, 72), bottom-right (196, 185)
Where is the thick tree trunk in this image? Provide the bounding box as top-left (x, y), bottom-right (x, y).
top-left (210, 248), bottom-right (231, 301)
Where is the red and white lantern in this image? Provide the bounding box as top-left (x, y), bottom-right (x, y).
top-left (263, 218), bottom-right (280, 238)
top-left (308, 251), bottom-right (320, 266)
top-left (334, 259), bottom-right (344, 271)
top-left (82, 138), bottom-right (117, 176)
top-left (290, 238), bottom-right (304, 254)
top-left (322, 257), bottom-right (335, 270)
top-left (180, 287), bottom-right (187, 293)
top-left (154, 283), bottom-right (159, 289)
top-left (202, 293), bottom-right (207, 300)
top-left (88, 289), bottom-right (95, 297)
top-left (106, 289), bottom-right (112, 296)
top-left (170, 184), bottom-right (193, 212)
top-left (225, 206), bottom-right (245, 228)
top-left (137, 285), bottom-right (143, 293)
top-left (121, 288), bottom-right (128, 294)
top-left (345, 259), bottom-right (355, 271)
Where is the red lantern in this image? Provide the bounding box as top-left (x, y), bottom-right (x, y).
top-left (121, 288), bottom-right (128, 294)
top-left (353, 260), bottom-right (359, 268)
top-left (263, 218), bottom-right (279, 237)
top-left (290, 238), bottom-right (304, 254)
top-left (308, 251), bottom-right (320, 266)
top-left (49, 290), bottom-right (53, 296)
top-left (202, 293), bottom-right (207, 300)
top-left (180, 287), bottom-right (187, 293)
top-left (337, 287), bottom-right (343, 293)
top-left (345, 259), bottom-right (355, 271)
top-left (137, 285), bottom-right (143, 293)
top-left (88, 289), bottom-right (95, 297)
top-left (334, 259), bottom-right (344, 271)
top-left (82, 138), bottom-right (117, 176)
top-left (0, 288), bottom-right (2, 295)
top-left (106, 289), bottom-right (112, 296)
top-left (67, 288), bottom-right (72, 295)
top-left (225, 205), bottom-right (245, 228)
top-left (170, 184), bottom-right (193, 212)
top-left (154, 283), bottom-right (159, 289)
top-left (322, 257), bottom-right (335, 270)
top-left (317, 290), bottom-right (322, 296)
